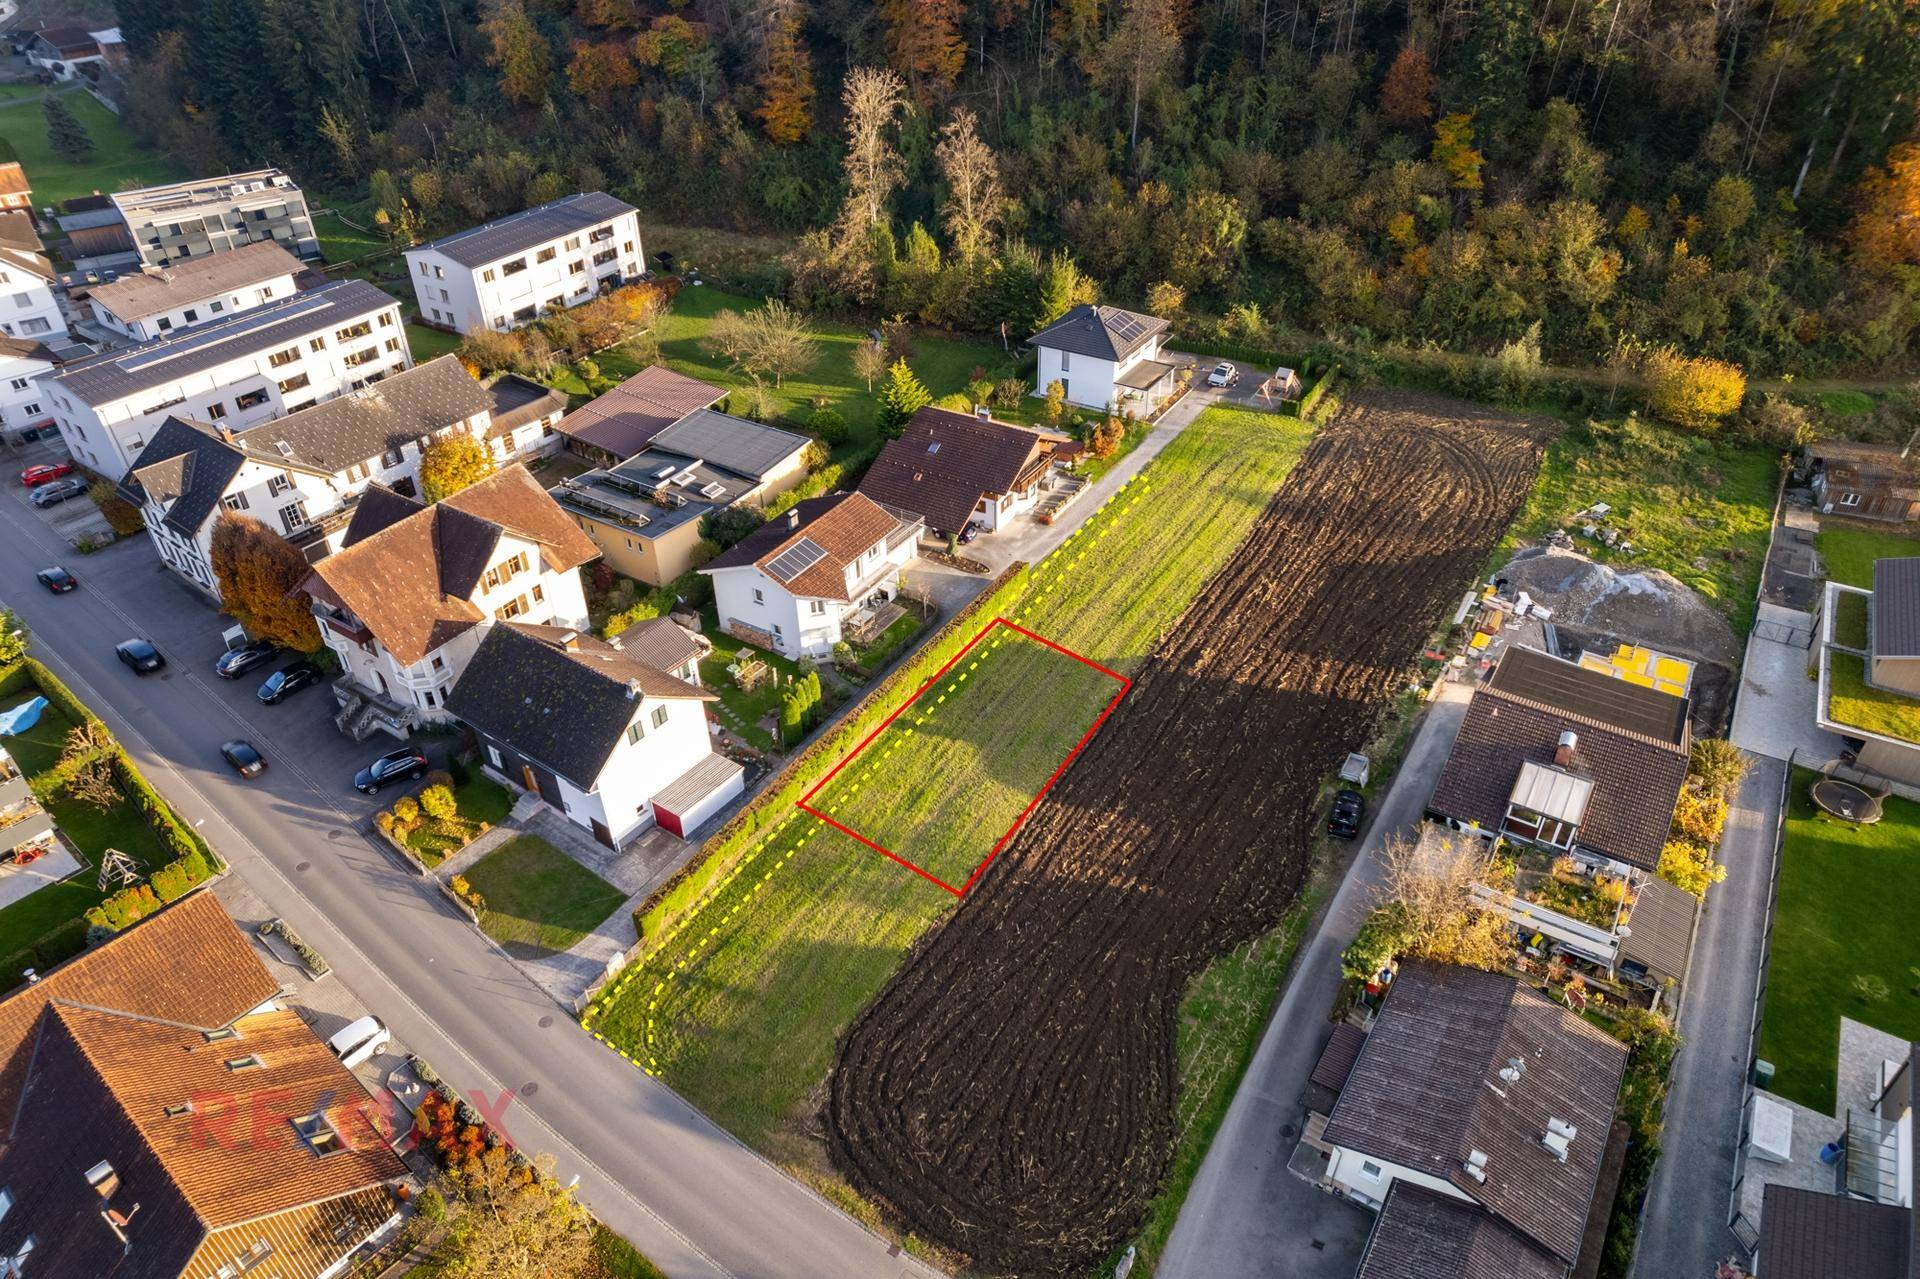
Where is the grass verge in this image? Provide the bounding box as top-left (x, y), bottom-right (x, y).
top-left (464, 836), bottom-right (628, 959)
top-left (1826, 652), bottom-right (1920, 741)
top-left (1815, 522), bottom-right (1920, 590)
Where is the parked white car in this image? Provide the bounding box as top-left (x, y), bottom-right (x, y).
top-left (328, 1014), bottom-right (391, 1068)
top-left (1206, 362), bottom-right (1238, 388)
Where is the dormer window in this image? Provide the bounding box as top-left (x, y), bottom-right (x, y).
top-left (225, 1054), bottom-right (263, 1072)
top-left (292, 1113), bottom-right (342, 1155)
top-left (1501, 761), bottom-right (1591, 850)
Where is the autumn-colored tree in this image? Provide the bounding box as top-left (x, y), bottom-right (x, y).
top-left (419, 434), bottom-right (497, 503)
top-left (838, 67), bottom-right (909, 235)
top-left (1373, 830), bottom-right (1514, 972)
top-left (1670, 785), bottom-right (1730, 846)
top-left (1379, 46), bottom-right (1434, 127)
top-left (1431, 113), bottom-right (1485, 191)
top-left (427, 1150), bottom-right (595, 1279)
top-left (1643, 347), bottom-right (1746, 431)
top-left (935, 108), bottom-right (1003, 262)
top-left (481, 1), bottom-right (553, 106)
top-left (208, 513), bottom-right (324, 652)
top-left (565, 41), bottom-right (636, 107)
top-left (1657, 839), bottom-right (1725, 898)
top-left (852, 338), bottom-right (888, 391)
top-left (876, 358), bottom-right (932, 439)
top-left (575, 0), bottom-right (636, 29)
top-left (1845, 143), bottom-right (1920, 272)
top-left (1089, 416), bottom-right (1125, 458)
top-left (631, 15), bottom-right (706, 79)
top-left (753, 1), bottom-right (814, 143)
top-left (882, 0), bottom-right (966, 105)
top-left (1688, 738), bottom-right (1751, 800)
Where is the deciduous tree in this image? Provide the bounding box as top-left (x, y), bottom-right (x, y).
top-left (838, 67), bottom-right (909, 236)
top-left (0, 607), bottom-right (25, 665)
top-left (1379, 46), bottom-right (1434, 127)
top-left (565, 40), bottom-right (636, 107)
top-left (882, 0), bottom-right (966, 105)
top-left (426, 1150), bottom-right (595, 1279)
top-left (418, 434), bottom-right (497, 503)
top-left (852, 338), bottom-right (889, 391)
top-left (703, 300), bottom-right (819, 387)
top-left (1097, 0), bottom-right (1189, 150)
top-left (1373, 831), bottom-right (1513, 972)
top-left (1431, 113), bottom-right (1485, 192)
top-left (1845, 143), bottom-right (1920, 272)
top-left (207, 513), bottom-right (324, 652)
top-left (1643, 347), bottom-right (1746, 431)
top-left (481, 1), bottom-right (553, 107)
top-left (754, 0), bottom-right (814, 144)
top-left (1036, 252), bottom-right (1095, 327)
top-left (935, 108), bottom-right (1002, 263)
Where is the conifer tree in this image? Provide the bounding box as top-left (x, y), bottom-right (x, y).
top-left (41, 93), bottom-right (92, 163)
top-left (875, 358), bottom-right (931, 439)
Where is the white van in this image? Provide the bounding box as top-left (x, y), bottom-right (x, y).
top-left (327, 1015), bottom-right (391, 1069)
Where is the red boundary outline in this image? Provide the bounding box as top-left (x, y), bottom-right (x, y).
top-left (795, 617), bottom-right (1130, 897)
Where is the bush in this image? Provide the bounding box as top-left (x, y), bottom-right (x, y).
top-left (424, 769), bottom-right (454, 791)
top-left (1644, 348), bottom-right (1747, 431)
top-left (992, 378), bottom-right (1027, 409)
top-left (1688, 738), bottom-right (1751, 799)
top-left (419, 784), bottom-right (457, 821)
top-left (374, 810), bottom-right (396, 835)
top-left (1089, 417), bottom-right (1125, 459)
top-left (85, 884), bottom-right (162, 931)
top-left (393, 795), bottom-right (421, 827)
top-left (807, 407), bottom-right (848, 447)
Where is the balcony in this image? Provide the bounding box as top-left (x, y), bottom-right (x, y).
top-left (321, 609), bottom-right (374, 647)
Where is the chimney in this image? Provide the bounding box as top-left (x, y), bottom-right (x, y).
top-left (1542, 1117), bottom-right (1577, 1161)
top-left (786, 508), bottom-right (800, 530)
top-left (1462, 1149), bottom-right (1489, 1184)
top-left (22, 968), bottom-right (36, 984)
top-left (215, 423), bottom-right (236, 444)
top-left (558, 630), bottom-right (580, 651)
top-left (1554, 730), bottom-right (1578, 768)
top-left (975, 405), bottom-right (990, 420)
top-left (625, 677), bottom-right (641, 701)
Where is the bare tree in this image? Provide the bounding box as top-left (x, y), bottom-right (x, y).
top-left (838, 66), bottom-right (909, 238)
top-left (1374, 829), bottom-right (1515, 972)
top-left (852, 337), bottom-right (889, 391)
top-left (935, 108), bottom-right (1003, 262)
top-left (705, 301), bottom-right (820, 388)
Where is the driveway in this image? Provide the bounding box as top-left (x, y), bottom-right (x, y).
top-left (1157, 679), bottom-right (1475, 1279)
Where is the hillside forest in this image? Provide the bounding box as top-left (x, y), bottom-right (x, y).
top-left (112, 0), bottom-right (1920, 376)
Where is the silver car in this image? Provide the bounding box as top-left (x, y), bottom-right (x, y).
top-left (29, 477), bottom-right (88, 508)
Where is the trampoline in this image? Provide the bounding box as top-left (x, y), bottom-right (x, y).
top-left (1811, 777), bottom-right (1884, 824)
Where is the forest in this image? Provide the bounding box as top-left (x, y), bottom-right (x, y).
top-left (110, 0), bottom-right (1920, 375)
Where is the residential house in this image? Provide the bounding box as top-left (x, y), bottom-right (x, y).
top-left (555, 408), bottom-right (812, 585)
top-left (1028, 303), bottom-right (1174, 412)
top-left (403, 192), bottom-right (644, 335)
top-left (554, 364), bottom-right (725, 464)
top-left (85, 239), bottom-right (305, 343)
top-left (1310, 961), bottom-right (1629, 1279)
top-left (0, 891), bottom-right (409, 1279)
top-left (1425, 646), bottom-right (1695, 988)
top-left (57, 192), bottom-right (139, 275)
top-left (0, 231), bottom-right (67, 345)
top-left (1808, 441), bottom-right (1920, 524)
top-left (23, 26), bottom-right (112, 78)
top-left (1816, 558), bottom-right (1920, 786)
top-left (0, 162), bottom-right (30, 212)
top-left (482, 373), bottom-right (569, 465)
top-left (859, 405), bottom-right (1072, 538)
top-left (448, 621), bottom-right (744, 847)
top-left (0, 336), bottom-right (56, 445)
top-left (702, 492), bottom-right (922, 661)
top-left (110, 169), bottom-right (321, 266)
top-left (46, 278), bottom-right (408, 476)
top-left (117, 355), bottom-right (496, 597)
top-left (302, 464), bottom-right (600, 739)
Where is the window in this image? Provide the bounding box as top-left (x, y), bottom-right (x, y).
top-left (20, 402), bottom-right (37, 416)
top-left (565, 236), bottom-right (582, 250)
top-left (439, 287), bottom-right (449, 301)
top-left (335, 320), bottom-right (373, 342)
top-left (501, 257), bottom-right (529, 276)
top-left (267, 346), bottom-right (300, 368)
top-left (225, 1055), bottom-right (263, 1072)
top-left (256, 286), bottom-right (274, 303)
top-left (495, 594), bottom-right (530, 620)
top-left (213, 1239), bottom-right (273, 1277)
top-left (569, 260), bottom-right (586, 275)
top-left (482, 268), bottom-right (497, 283)
top-left (810, 600), bottom-right (826, 615)
top-left (752, 588), bottom-right (764, 604)
top-left (183, 308), bottom-right (198, 323)
top-left (385, 337), bottom-right (401, 353)
top-left (221, 493), bottom-right (248, 511)
top-left (210, 299), bottom-right (225, 313)
top-left (278, 502), bottom-right (306, 532)
top-left (772, 623), bottom-right (783, 638)
top-left (19, 317), bottom-right (49, 335)
top-left (537, 246), bottom-right (557, 263)
top-left (531, 583), bottom-right (544, 603)
top-left (0, 1188), bottom-right (11, 1221)
top-left (343, 348), bottom-right (380, 368)
top-left (309, 336), bottom-right (326, 352)
top-left (487, 745), bottom-right (502, 768)
top-left (7, 377), bottom-right (25, 390)
top-left (418, 260), bottom-right (429, 275)
top-left (204, 1027), bottom-right (238, 1043)
top-left (277, 372), bottom-right (311, 394)
top-left (1060, 351), bottom-right (1071, 372)
top-left (422, 689), bottom-right (435, 708)
top-left (1359, 1160), bottom-right (1383, 1179)
top-left (206, 401), bottom-right (228, 421)
top-left (626, 722), bottom-right (644, 745)
top-left (512, 305), bottom-right (536, 323)
top-left (236, 388), bottom-right (270, 410)
top-left (590, 226), bottom-right (615, 243)
top-left (432, 264), bottom-right (444, 279)
top-left (651, 705), bottom-right (669, 728)
top-left (1840, 492), bottom-right (1862, 508)
top-left (378, 311), bottom-right (394, 327)
top-left (156, 317), bottom-right (173, 332)
top-left (384, 446), bottom-right (403, 468)
top-left (292, 1113), bottom-right (342, 1155)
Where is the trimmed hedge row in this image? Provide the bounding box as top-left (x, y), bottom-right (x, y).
top-left (0, 657), bottom-right (103, 734)
top-left (1298, 364), bottom-right (1340, 419)
top-left (0, 917), bottom-right (89, 988)
top-left (765, 439), bottom-right (885, 520)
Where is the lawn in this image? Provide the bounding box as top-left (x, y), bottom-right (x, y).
top-left (697, 619), bottom-right (810, 752)
top-left (1757, 771), bottom-right (1920, 1114)
top-left (405, 322), bottom-right (462, 362)
top-left (0, 88), bottom-right (183, 209)
top-left (463, 836), bottom-right (628, 959)
top-left (1834, 590), bottom-right (1869, 649)
top-left (1815, 523), bottom-right (1920, 589)
top-left (846, 608), bottom-right (923, 674)
top-left (587, 404), bottom-right (1318, 1155)
top-left (397, 775), bottom-right (511, 869)
top-left (1826, 652), bottom-right (1920, 741)
top-left (312, 209), bottom-right (388, 265)
top-left (1502, 413), bottom-right (1778, 634)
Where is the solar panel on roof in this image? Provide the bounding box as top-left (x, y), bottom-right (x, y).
top-left (1108, 311), bottom-right (1146, 342)
top-left (766, 537), bottom-right (829, 584)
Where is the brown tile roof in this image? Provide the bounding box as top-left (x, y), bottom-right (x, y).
top-left (0, 163), bottom-right (28, 199)
top-left (303, 464), bottom-right (601, 666)
top-left (87, 240), bottom-right (304, 323)
top-left (0, 210), bottom-right (39, 252)
top-left (1310, 1022), bottom-right (1368, 1093)
top-left (1323, 962), bottom-right (1629, 1266)
top-left (704, 492), bottom-right (917, 601)
top-left (1357, 1181), bottom-right (1566, 1279)
top-left (1760, 1184), bottom-right (1911, 1279)
top-left (556, 365), bottom-right (725, 459)
top-left (858, 407), bottom-right (1055, 534)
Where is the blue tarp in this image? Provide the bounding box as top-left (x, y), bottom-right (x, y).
top-left (0, 697), bottom-right (48, 736)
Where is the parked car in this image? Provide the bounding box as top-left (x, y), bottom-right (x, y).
top-left (958, 521), bottom-right (983, 545)
top-left (215, 637), bottom-right (278, 679)
top-left (353, 747), bottom-right (429, 795)
top-left (1206, 362), bottom-right (1239, 389)
top-left (19, 461), bottom-right (74, 486)
top-left (34, 567), bottom-right (76, 594)
top-left (114, 639), bottom-right (165, 674)
top-left (257, 661), bottom-right (324, 705)
top-left (220, 740), bottom-right (267, 778)
top-left (328, 1015), bottom-right (391, 1068)
top-left (29, 477), bottom-right (87, 508)
top-left (1326, 788), bottom-right (1366, 840)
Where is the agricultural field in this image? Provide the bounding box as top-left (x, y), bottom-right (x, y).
top-left (828, 391), bottom-right (1554, 1273)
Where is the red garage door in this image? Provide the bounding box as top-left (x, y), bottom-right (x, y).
top-left (654, 805), bottom-right (685, 838)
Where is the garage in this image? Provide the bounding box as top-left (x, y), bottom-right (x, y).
top-left (652, 753), bottom-right (746, 838)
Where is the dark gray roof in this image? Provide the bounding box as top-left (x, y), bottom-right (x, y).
top-left (859, 407), bottom-right (1056, 534)
top-left (50, 279), bottom-right (399, 406)
top-left (339, 483), bottom-right (424, 547)
top-left (1760, 1185), bottom-right (1910, 1279)
top-left (117, 417), bottom-right (246, 536)
top-left (1357, 1181), bottom-right (1566, 1279)
top-left (485, 374), bottom-right (567, 439)
top-left (1487, 647), bottom-right (1689, 745)
top-left (1323, 962), bottom-right (1629, 1266)
top-left (412, 192), bottom-right (637, 270)
top-left (1872, 559), bottom-right (1920, 660)
top-left (236, 355), bottom-right (490, 474)
top-left (1027, 303), bottom-right (1167, 362)
top-left (1618, 875), bottom-right (1699, 987)
top-left (445, 621), bottom-right (710, 789)
top-left (556, 365), bottom-right (726, 460)
top-left (650, 409), bottom-right (809, 480)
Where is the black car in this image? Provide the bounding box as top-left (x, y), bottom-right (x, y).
top-left (354, 747), bottom-right (429, 795)
top-left (257, 661), bottom-right (324, 705)
top-left (1326, 788), bottom-right (1366, 840)
top-left (35, 567), bottom-right (76, 593)
top-left (114, 639), bottom-right (165, 674)
top-left (220, 740), bottom-right (267, 778)
top-left (215, 638), bottom-right (278, 679)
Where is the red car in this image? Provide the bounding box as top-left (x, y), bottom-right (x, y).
top-left (20, 462), bottom-right (75, 487)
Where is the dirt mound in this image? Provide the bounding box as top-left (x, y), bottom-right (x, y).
top-left (1497, 545), bottom-right (1742, 669)
top-left (824, 390), bottom-right (1555, 1276)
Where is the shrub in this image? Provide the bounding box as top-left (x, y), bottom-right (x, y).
top-left (1342, 903), bottom-right (1414, 981)
top-left (1670, 787), bottom-right (1728, 846)
top-left (1089, 417), bottom-right (1125, 459)
top-left (150, 860), bottom-right (192, 903)
top-left (1688, 738), bottom-right (1750, 799)
top-left (450, 875), bottom-right (471, 896)
top-left (393, 796), bottom-right (421, 827)
top-left (1643, 348), bottom-right (1747, 431)
top-left (374, 810), bottom-right (397, 836)
top-left (424, 769), bottom-right (454, 791)
top-left (84, 884), bottom-right (161, 931)
top-left (1742, 394), bottom-right (1816, 452)
top-left (992, 378), bottom-right (1027, 409)
top-left (1656, 839), bottom-right (1725, 898)
top-left (419, 785), bottom-right (457, 821)
top-left (807, 407), bottom-right (848, 447)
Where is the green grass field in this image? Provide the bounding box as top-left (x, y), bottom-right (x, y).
top-left (312, 210), bottom-right (387, 264)
top-left (1826, 652), bottom-right (1920, 741)
top-left (0, 88), bottom-right (183, 208)
top-left (1834, 590), bottom-right (1869, 649)
top-left (1503, 414), bottom-right (1778, 634)
top-left (587, 404), bottom-right (1317, 1159)
top-left (1815, 523), bottom-right (1920, 589)
top-left (1758, 772), bottom-right (1920, 1114)
top-left (464, 836), bottom-right (627, 959)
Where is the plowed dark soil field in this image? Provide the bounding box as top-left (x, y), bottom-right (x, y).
top-left (825, 390), bottom-right (1556, 1275)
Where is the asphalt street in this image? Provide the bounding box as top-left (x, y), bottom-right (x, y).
top-left (0, 485), bottom-right (936, 1279)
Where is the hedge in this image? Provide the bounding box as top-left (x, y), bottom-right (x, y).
top-left (0, 917), bottom-right (90, 988)
top-left (1298, 364), bottom-right (1340, 419)
top-left (0, 658), bottom-right (104, 735)
top-left (765, 440), bottom-right (885, 520)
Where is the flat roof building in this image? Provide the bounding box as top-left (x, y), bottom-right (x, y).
top-left (109, 169), bottom-right (320, 266)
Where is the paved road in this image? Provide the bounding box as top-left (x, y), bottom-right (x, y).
top-left (1158, 680), bottom-right (1475, 1279)
top-left (0, 492), bottom-right (936, 1279)
top-left (1630, 752), bottom-right (1782, 1277)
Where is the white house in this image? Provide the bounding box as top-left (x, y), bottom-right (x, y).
top-left (45, 278), bottom-right (408, 477)
top-left (702, 492), bottom-right (922, 661)
top-left (0, 337), bottom-right (56, 444)
top-left (404, 192), bottom-right (644, 335)
top-left (481, 373), bottom-right (569, 466)
top-left (1028, 303), bottom-right (1174, 412)
top-left (116, 355), bottom-right (498, 596)
top-left (447, 620), bottom-right (745, 848)
top-left (0, 238), bottom-right (67, 345)
top-left (85, 240), bottom-right (304, 343)
top-left (300, 464), bottom-right (600, 740)
top-left (23, 27), bottom-right (115, 79)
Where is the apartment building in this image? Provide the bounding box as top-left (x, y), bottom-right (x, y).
top-left (110, 169), bottom-right (321, 266)
top-left (404, 191), bottom-right (643, 335)
top-left (0, 235), bottom-right (67, 344)
top-left (0, 337), bottom-right (55, 443)
top-left (86, 239), bottom-right (304, 342)
top-left (46, 278), bottom-right (408, 476)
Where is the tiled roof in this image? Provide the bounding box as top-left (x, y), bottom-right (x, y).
top-left (0, 243), bottom-right (53, 282)
top-left (0, 334), bottom-right (55, 365)
top-left (237, 355), bottom-right (491, 475)
top-left (1027, 303), bottom-right (1167, 362)
top-left (1357, 1181), bottom-right (1566, 1279)
top-left (118, 416), bottom-right (248, 535)
top-left (0, 210), bottom-right (39, 252)
top-left (555, 365), bottom-right (725, 459)
top-left (445, 621), bottom-right (711, 788)
top-left (86, 240), bottom-right (303, 323)
top-left (339, 482), bottom-right (425, 546)
top-left (1618, 874), bottom-right (1699, 987)
top-left (0, 162), bottom-right (27, 199)
top-left (858, 407), bottom-right (1055, 533)
top-left (1309, 1022), bottom-right (1368, 1093)
top-left (1323, 962), bottom-right (1629, 1266)
top-left (1488, 647), bottom-right (1689, 745)
top-left (485, 373), bottom-right (568, 439)
top-left (1872, 559), bottom-right (1920, 660)
top-left (704, 492), bottom-right (917, 601)
top-left (1760, 1185), bottom-right (1911, 1279)
top-left (412, 191), bottom-right (637, 269)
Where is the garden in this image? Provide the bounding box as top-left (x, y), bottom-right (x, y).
top-left (1825, 652), bottom-right (1920, 741)
top-left (0, 87), bottom-right (183, 208)
top-left (459, 836), bottom-right (627, 960)
top-left (1815, 523), bottom-right (1920, 590)
top-left (374, 767), bottom-right (512, 870)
